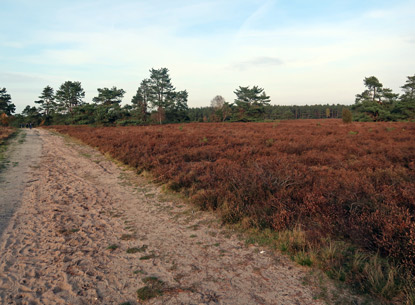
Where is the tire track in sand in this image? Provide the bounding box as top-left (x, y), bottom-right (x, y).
top-left (0, 129), bottom-right (324, 305)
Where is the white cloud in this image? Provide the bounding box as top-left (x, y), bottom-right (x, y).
top-left (231, 56), bottom-right (283, 71)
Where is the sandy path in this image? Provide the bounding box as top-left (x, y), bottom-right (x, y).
top-left (0, 129), bottom-right (42, 237)
top-left (0, 129), bottom-right (323, 305)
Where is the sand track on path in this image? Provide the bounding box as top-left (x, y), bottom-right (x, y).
top-left (0, 129), bottom-right (323, 305)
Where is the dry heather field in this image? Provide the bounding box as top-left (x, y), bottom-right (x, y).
top-left (0, 127), bottom-right (15, 142)
top-left (49, 120), bottom-right (415, 301)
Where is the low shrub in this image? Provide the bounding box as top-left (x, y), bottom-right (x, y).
top-left (46, 120), bottom-right (415, 302)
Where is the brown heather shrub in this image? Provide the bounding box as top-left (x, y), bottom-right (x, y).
top-left (0, 127), bottom-right (15, 142)
top-left (46, 120), bottom-right (415, 273)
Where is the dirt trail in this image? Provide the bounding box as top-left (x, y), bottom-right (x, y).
top-left (0, 129), bottom-right (42, 237)
top-left (0, 129), bottom-right (323, 305)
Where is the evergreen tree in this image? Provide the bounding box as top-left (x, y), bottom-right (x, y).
top-left (355, 90), bottom-right (371, 103)
top-left (22, 105), bottom-right (42, 125)
top-left (233, 86), bottom-right (270, 121)
top-left (148, 68), bottom-right (175, 110)
top-left (70, 103), bottom-right (97, 125)
top-left (131, 79), bottom-right (151, 122)
top-left (166, 90), bottom-right (189, 122)
top-left (381, 88), bottom-right (399, 105)
top-left (92, 86), bottom-right (125, 105)
top-left (353, 76), bottom-right (391, 121)
top-left (35, 86), bottom-right (56, 116)
top-left (363, 76), bottom-right (383, 103)
top-left (0, 88), bottom-right (16, 115)
top-left (55, 81), bottom-right (85, 114)
top-left (392, 74), bottom-right (415, 120)
top-left (147, 68), bottom-right (176, 124)
top-left (400, 74), bottom-right (415, 101)
top-left (142, 68), bottom-right (188, 124)
top-left (94, 103), bottom-right (123, 125)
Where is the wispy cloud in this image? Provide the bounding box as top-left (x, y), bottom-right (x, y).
top-left (1, 0), bottom-right (414, 112)
top-left (231, 56), bottom-right (283, 71)
top-left (0, 72), bottom-right (45, 83)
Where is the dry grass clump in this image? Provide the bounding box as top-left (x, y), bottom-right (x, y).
top-left (245, 226), bottom-right (414, 303)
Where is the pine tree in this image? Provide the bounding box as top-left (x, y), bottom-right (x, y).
top-left (55, 81), bottom-right (85, 114)
top-left (35, 86), bottom-right (57, 116)
top-left (233, 86), bottom-right (270, 121)
top-left (131, 79), bottom-right (151, 122)
top-left (92, 86), bottom-right (125, 105)
top-left (0, 88), bottom-right (16, 115)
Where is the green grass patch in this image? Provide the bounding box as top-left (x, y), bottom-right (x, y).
top-left (120, 234), bottom-right (136, 240)
top-left (294, 251), bottom-right (313, 266)
top-left (145, 193), bottom-right (156, 198)
top-left (126, 245), bottom-right (148, 254)
top-left (0, 129), bottom-right (19, 172)
top-left (80, 152), bottom-right (92, 158)
top-left (140, 253), bottom-right (156, 260)
top-left (136, 276), bottom-right (165, 300)
top-left (57, 228), bottom-right (79, 236)
top-left (107, 244), bottom-right (119, 250)
top-left (17, 131), bottom-right (26, 144)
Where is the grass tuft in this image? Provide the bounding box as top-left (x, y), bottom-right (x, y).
top-left (126, 245), bottom-right (148, 254)
top-left (120, 234), bottom-right (136, 240)
top-left (241, 225), bottom-right (411, 303)
top-left (136, 276), bottom-right (165, 300)
top-left (140, 253), bottom-right (156, 260)
top-left (107, 244), bottom-right (118, 250)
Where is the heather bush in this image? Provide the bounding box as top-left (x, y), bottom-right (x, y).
top-left (46, 120), bottom-right (415, 276)
top-left (0, 127), bottom-right (15, 142)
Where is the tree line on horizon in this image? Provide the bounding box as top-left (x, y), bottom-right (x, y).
top-left (1, 69), bottom-right (414, 127)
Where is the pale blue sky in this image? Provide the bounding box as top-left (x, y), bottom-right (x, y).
top-left (1, 0), bottom-right (414, 112)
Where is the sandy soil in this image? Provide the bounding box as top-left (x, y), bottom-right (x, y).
top-left (0, 129), bottom-right (324, 305)
top-left (0, 130), bottom-right (42, 237)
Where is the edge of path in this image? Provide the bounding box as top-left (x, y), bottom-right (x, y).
top-left (0, 129), bottom-right (43, 237)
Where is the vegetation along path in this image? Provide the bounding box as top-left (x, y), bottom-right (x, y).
top-left (0, 129), bottom-right (42, 237)
top-left (0, 129), bottom-right (324, 305)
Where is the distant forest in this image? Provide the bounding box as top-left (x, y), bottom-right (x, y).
top-left (1, 68), bottom-right (414, 127)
